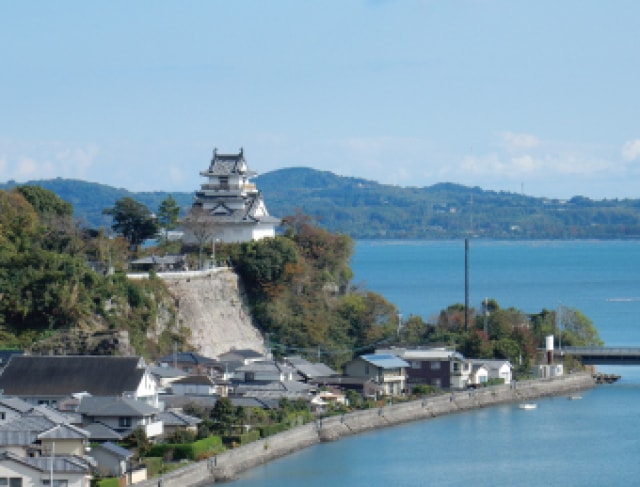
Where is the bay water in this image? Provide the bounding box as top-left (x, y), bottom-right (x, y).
top-left (224, 240), bottom-right (640, 486)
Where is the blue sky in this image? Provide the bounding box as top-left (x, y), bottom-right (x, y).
top-left (1, 1), bottom-right (639, 199)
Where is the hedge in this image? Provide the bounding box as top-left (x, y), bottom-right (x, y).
top-left (148, 435), bottom-right (223, 460)
top-left (223, 429), bottom-right (261, 447)
top-left (259, 423), bottom-right (288, 437)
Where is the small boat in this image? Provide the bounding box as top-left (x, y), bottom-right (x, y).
top-left (567, 395), bottom-right (582, 400)
top-left (519, 403), bottom-right (537, 410)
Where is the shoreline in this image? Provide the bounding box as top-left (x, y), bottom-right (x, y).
top-left (134, 372), bottom-right (595, 486)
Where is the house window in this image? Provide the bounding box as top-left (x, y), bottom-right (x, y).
top-left (41, 481), bottom-right (68, 487)
top-left (119, 417), bottom-right (132, 428)
top-left (411, 361), bottom-right (421, 369)
top-left (430, 362), bottom-right (441, 370)
top-left (0, 412), bottom-right (5, 420)
top-left (245, 372), bottom-right (255, 381)
top-left (452, 362), bottom-right (460, 372)
top-left (0, 480), bottom-right (23, 487)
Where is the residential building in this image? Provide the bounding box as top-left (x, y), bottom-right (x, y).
top-left (469, 359), bottom-right (513, 385)
top-left (343, 354), bottom-right (409, 397)
top-left (169, 376), bottom-right (218, 396)
top-left (0, 356), bottom-right (158, 408)
top-left (77, 397), bottom-right (163, 440)
top-left (0, 397), bottom-right (32, 426)
top-left (283, 356), bottom-right (338, 382)
top-left (0, 451), bottom-right (92, 487)
top-left (217, 349), bottom-right (265, 366)
top-left (182, 148), bottom-right (280, 244)
top-left (89, 442), bottom-right (133, 478)
top-left (157, 352), bottom-right (222, 377)
top-left (232, 361), bottom-right (298, 384)
top-left (156, 411), bottom-right (201, 439)
top-left (377, 347), bottom-right (472, 389)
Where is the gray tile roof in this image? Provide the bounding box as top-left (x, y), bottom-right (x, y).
top-left (0, 396), bottom-right (33, 414)
top-left (37, 423), bottom-right (90, 441)
top-left (0, 451), bottom-right (90, 473)
top-left (158, 352), bottom-right (218, 366)
top-left (83, 422), bottom-right (124, 441)
top-left (148, 365), bottom-right (188, 379)
top-left (0, 356), bottom-right (146, 396)
top-left (171, 375), bottom-right (216, 386)
top-left (78, 396), bottom-right (159, 417)
top-left (218, 349), bottom-right (264, 360)
top-left (285, 356), bottom-right (338, 378)
top-left (94, 441), bottom-right (132, 459)
top-left (156, 410), bottom-right (201, 427)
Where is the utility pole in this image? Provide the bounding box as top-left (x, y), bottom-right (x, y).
top-left (465, 238), bottom-right (469, 332)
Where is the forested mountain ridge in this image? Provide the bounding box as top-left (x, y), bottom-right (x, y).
top-left (2, 168), bottom-right (640, 238)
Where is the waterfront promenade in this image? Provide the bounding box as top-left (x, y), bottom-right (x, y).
top-left (133, 372), bottom-right (594, 487)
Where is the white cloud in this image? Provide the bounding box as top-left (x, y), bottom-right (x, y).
top-left (0, 139), bottom-right (99, 183)
top-left (499, 131), bottom-right (540, 151)
top-left (622, 139), bottom-right (640, 161)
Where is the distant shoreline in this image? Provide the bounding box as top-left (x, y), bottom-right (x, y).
top-left (133, 372), bottom-right (595, 486)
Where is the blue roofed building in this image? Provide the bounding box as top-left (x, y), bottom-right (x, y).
top-left (343, 354), bottom-right (409, 397)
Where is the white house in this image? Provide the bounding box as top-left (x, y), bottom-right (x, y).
top-left (469, 359), bottom-right (513, 385)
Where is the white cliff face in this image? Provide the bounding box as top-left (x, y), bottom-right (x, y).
top-left (160, 269), bottom-right (265, 358)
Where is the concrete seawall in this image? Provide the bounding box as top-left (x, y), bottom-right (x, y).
top-left (134, 372), bottom-right (594, 486)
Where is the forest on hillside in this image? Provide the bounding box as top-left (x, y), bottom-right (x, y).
top-left (2, 167), bottom-right (640, 239)
top-left (0, 185), bottom-right (603, 372)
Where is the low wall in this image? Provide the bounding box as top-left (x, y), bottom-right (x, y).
top-left (134, 372), bottom-right (594, 487)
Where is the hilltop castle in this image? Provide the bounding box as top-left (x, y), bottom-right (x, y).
top-left (182, 148), bottom-right (280, 244)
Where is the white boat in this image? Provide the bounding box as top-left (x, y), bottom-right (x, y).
top-left (567, 395), bottom-right (582, 400)
top-left (519, 403), bottom-right (537, 410)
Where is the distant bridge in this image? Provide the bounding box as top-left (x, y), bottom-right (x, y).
top-left (552, 347), bottom-right (640, 365)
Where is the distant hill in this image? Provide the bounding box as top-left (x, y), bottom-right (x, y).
top-left (2, 168), bottom-right (640, 239)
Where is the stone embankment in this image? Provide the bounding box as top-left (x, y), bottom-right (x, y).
top-left (133, 372), bottom-right (594, 487)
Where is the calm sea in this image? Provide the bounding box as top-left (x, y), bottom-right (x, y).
top-left (224, 240), bottom-right (640, 486)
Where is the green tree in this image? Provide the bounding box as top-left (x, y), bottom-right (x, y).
top-left (211, 397), bottom-right (237, 434)
top-left (16, 185), bottom-right (73, 219)
top-left (103, 197), bottom-right (158, 251)
top-left (560, 308), bottom-right (603, 346)
top-left (157, 195), bottom-right (181, 232)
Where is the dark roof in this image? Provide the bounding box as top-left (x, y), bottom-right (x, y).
top-left (83, 422), bottom-right (124, 441)
top-left (93, 441), bottom-right (132, 459)
top-left (0, 350), bottom-right (23, 368)
top-left (218, 349), bottom-right (264, 361)
top-left (0, 356), bottom-right (145, 397)
top-left (156, 410), bottom-right (201, 427)
top-left (204, 148), bottom-right (254, 177)
top-left (77, 396), bottom-right (159, 417)
top-left (158, 352), bottom-right (218, 367)
top-left (171, 375), bottom-right (216, 386)
top-left (285, 356), bottom-right (338, 379)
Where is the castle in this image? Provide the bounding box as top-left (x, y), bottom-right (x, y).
top-left (182, 148), bottom-right (280, 244)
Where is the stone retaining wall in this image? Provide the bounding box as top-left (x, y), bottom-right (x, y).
top-left (134, 372), bottom-right (594, 487)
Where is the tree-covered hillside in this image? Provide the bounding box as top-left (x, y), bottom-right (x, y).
top-left (0, 186), bottom-right (602, 373)
top-left (2, 169), bottom-right (640, 238)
